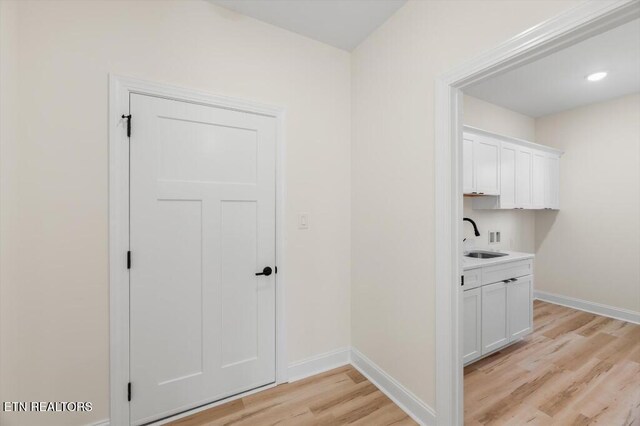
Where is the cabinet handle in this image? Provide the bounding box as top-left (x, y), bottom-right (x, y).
top-left (503, 280), bottom-right (510, 283)
top-left (510, 278), bottom-right (517, 282)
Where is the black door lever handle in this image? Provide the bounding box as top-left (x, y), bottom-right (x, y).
top-left (255, 266), bottom-right (273, 276)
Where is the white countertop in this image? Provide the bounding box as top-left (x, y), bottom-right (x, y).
top-left (462, 250), bottom-right (534, 271)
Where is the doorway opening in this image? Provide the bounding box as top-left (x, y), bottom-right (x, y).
top-left (434, 1), bottom-right (640, 424)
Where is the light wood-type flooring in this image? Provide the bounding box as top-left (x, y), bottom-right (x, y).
top-left (465, 300), bottom-right (640, 425)
top-left (168, 300), bottom-right (639, 426)
top-left (168, 365), bottom-right (417, 425)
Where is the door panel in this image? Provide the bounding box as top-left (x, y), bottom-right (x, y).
top-left (508, 276), bottom-right (533, 340)
top-left (129, 94), bottom-right (276, 425)
top-left (463, 136), bottom-right (475, 194)
top-left (516, 147), bottom-right (533, 208)
top-left (463, 288), bottom-right (482, 364)
top-left (475, 136), bottom-right (500, 195)
top-left (500, 142), bottom-right (517, 209)
top-left (532, 151), bottom-right (546, 209)
top-left (481, 282), bottom-right (509, 354)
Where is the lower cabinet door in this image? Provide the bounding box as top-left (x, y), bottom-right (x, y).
top-left (463, 288), bottom-right (482, 364)
top-left (481, 282), bottom-right (509, 354)
top-left (508, 275), bottom-right (533, 340)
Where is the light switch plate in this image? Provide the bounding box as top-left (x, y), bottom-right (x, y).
top-left (298, 213), bottom-right (309, 230)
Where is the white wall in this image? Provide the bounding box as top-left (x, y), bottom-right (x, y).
top-left (0, 1), bottom-right (351, 425)
top-left (463, 95), bottom-right (537, 252)
top-left (351, 0), bottom-right (582, 408)
top-left (0, 0), bottom-right (20, 422)
top-left (535, 93), bottom-right (640, 313)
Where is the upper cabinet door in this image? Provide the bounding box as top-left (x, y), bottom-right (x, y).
top-left (499, 142), bottom-right (517, 209)
top-left (474, 136), bottom-right (500, 195)
top-left (463, 135), bottom-right (475, 194)
top-left (515, 147), bottom-right (533, 208)
top-left (532, 151), bottom-right (547, 209)
top-left (546, 154), bottom-right (560, 209)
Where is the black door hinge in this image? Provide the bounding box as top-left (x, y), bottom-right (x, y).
top-left (127, 382), bottom-right (132, 402)
top-left (127, 251), bottom-right (131, 269)
top-left (461, 275), bottom-right (464, 287)
top-left (275, 266), bottom-right (278, 274)
top-left (122, 114), bottom-right (132, 138)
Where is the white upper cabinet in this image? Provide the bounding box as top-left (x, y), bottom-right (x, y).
top-left (498, 142), bottom-right (517, 209)
top-left (463, 135), bottom-right (475, 194)
top-left (475, 136), bottom-right (500, 195)
top-left (465, 126), bottom-right (562, 210)
top-left (515, 147), bottom-right (533, 209)
top-left (463, 132), bottom-right (500, 196)
top-left (532, 151), bottom-right (546, 209)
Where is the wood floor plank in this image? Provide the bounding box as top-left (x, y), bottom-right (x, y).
top-left (167, 365), bottom-right (416, 426)
top-left (465, 301), bottom-right (640, 425)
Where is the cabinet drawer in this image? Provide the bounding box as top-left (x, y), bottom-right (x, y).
top-left (463, 268), bottom-right (482, 290)
top-left (482, 259), bottom-right (533, 285)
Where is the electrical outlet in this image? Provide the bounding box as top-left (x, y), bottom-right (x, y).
top-left (496, 231), bottom-right (501, 243)
top-left (489, 231), bottom-right (496, 244)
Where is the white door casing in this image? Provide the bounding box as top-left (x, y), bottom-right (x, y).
top-left (109, 75), bottom-right (286, 426)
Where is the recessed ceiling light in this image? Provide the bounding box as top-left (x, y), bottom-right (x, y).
top-left (586, 71), bottom-right (608, 82)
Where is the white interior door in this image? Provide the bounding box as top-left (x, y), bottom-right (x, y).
top-left (129, 93), bottom-right (277, 425)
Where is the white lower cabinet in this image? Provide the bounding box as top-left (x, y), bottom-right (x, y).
top-left (463, 258), bottom-right (534, 365)
top-left (463, 288), bottom-right (482, 364)
top-left (508, 275), bottom-right (533, 340)
top-left (481, 282), bottom-right (509, 354)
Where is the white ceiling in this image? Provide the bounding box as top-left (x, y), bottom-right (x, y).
top-left (465, 18), bottom-right (640, 118)
top-left (211, 0), bottom-right (407, 51)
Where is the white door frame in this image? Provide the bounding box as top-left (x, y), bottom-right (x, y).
top-left (109, 75), bottom-right (288, 425)
top-left (434, 1), bottom-right (640, 424)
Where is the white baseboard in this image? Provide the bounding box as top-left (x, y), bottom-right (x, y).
top-left (287, 347), bottom-right (351, 382)
top-left (89, 420), bottom-right (110, 426)
top-left (101, 346), bottom-right (436, 426)
top-left (535, 290), bottom-right (640, 325)
top-left (350, 348), bottom-right (436, 426)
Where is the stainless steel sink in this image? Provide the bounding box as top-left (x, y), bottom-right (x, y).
top-left (465, 250), bottom-right (508, 259)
